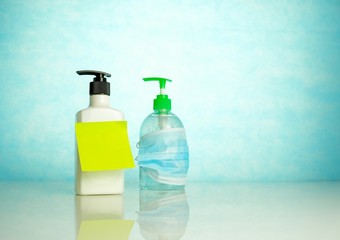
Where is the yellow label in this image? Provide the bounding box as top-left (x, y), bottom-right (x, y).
top-left (77, 219), bottom-right (134, 240)
top-left (75, 121), bottom-right (135, 171)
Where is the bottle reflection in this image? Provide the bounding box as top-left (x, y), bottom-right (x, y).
top-left (138, 189), bottom-right (189, 240)
top-left (75, 195), bottom-right (134, 240)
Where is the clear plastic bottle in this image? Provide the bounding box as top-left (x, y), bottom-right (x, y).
top-left (137, 77), bottom-right (189, 190)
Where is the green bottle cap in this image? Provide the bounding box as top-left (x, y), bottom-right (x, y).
top-left (143, 77), bottom-right (172, 111)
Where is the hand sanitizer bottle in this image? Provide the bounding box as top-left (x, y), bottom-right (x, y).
top-left (137, 77), bottom-right (189, 190)
top-left (75, 70), bottom-right (124, 195)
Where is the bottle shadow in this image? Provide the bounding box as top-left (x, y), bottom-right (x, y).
top-left (75, 195), bottom-right (134, 240)
top-left (138, 189), bottom-right (190, 240)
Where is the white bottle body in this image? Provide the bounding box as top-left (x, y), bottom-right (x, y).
top-left (75, 95), bottom-right (124, 195)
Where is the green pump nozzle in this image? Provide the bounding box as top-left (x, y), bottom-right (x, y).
top-left (143, 77), bottom-right (172, 112)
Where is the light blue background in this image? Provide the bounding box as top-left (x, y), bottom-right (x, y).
top-left (0, 0), bottom-right (339, 182)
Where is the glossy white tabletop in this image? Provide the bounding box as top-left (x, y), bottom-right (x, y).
top-left (0, 181), bottom-right (339, 240)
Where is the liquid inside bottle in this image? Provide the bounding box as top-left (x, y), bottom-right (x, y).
top-left (138, 110), bottom-right (189, 190)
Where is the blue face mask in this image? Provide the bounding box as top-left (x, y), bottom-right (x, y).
top-left (137, 128), bottom-right (189, 185)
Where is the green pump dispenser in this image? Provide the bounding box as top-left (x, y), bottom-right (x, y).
top-left (143, 77), bottom-right (172, 112)
top-left (139, 76), bottom-right (189, 190)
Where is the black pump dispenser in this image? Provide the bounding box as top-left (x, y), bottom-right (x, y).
top-left (77, 70), bottom-right (111, 95)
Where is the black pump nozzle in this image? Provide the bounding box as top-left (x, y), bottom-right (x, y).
top-left (76, 70), bottom-right (111, 95)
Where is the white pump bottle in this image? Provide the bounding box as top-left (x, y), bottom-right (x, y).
top-left (75, 70), bottom-right (124, 195)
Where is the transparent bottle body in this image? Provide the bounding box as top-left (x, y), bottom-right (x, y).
top-left (139, 110), bottom-right (187, 190)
